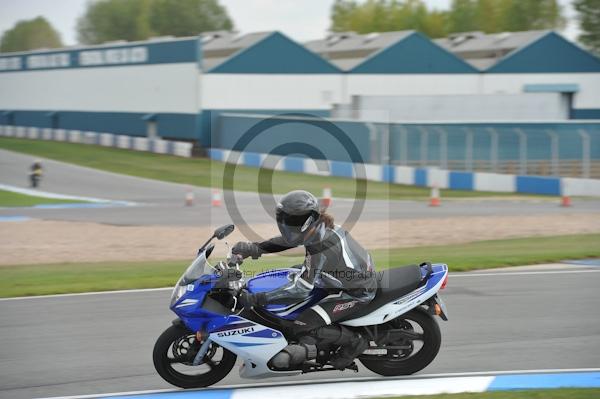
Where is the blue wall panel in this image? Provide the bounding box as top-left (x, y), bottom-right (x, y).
top-left (13, 111), bottom-right (53, 128)
top-left (330, 161), bottom-right (354, 177)
top-left (208, 148), bottom-right (224, 161)
top-left (243, 152), bottom-right (262, 167)
top-left (213, 113), bottom-right (370, 163)
top-left (449, 171), bottom-right (474, 190)
top-left (0, 110), bottom-right (199, 140)
top-left (571, 109), bottom-right (600, 119)
top-left (414, 168), bottom-right (428, 186)
top-left (516, 176), bottom-right (561, 195)
top-left (0, 38), bottom-right (200, 73)
top-left (283, 157), bottom-right (304, 173)
top-left (382, 165), bottom-right (395, 182)
top-left (200, 109), bottom-right (330, 148)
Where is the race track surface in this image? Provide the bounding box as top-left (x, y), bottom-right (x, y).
top-left (1, 265), bottom-right (599, 399)
top-left (2, 149), bottom-right (600, 227)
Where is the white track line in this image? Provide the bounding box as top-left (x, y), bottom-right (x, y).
top-left (0, 182), bottom-right (114, 203)
top-left (3, 268), bottom-right (599, 302)
top-left (35, 368), bottom-right (600, 399)
top-left (0, 287), bottom-right (171, 301)
top-left (450, 269), bottom-right (600, 277)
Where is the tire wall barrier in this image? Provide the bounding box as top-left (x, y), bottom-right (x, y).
top-left (0, 125), bottom-right (193, 158)
top-left (208, 148), bottom-right (600, 197)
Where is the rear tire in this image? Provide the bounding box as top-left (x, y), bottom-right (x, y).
top-left (359, 308), bottom-right (441, 376)
top-left (153, 324), bottom-right (236, 388)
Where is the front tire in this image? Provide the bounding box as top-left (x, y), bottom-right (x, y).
top-left (153, 324), bottom-right (236, 388)
top-left (359, 308), bottom-right (441, 376)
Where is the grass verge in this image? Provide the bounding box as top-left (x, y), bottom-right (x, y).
top-left (0, 138), bottom-right (536, 200)
top-left (0, 189), bottom-right (82, 207)
top-left (376, 389), bottom-right (600, 399)
top-left (1, 234), bottom-right (598, 298)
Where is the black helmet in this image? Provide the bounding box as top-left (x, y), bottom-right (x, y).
top-left (276, 190), bottom-right (320, 245)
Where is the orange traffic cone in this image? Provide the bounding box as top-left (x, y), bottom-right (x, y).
top-left (560, 180), bottom-right (571, 207)
top-left (211, 189), bottom-right (222, 207)
top-left (560, 195), bottom-right (571, 207)
top-left (321, 186), bottom-right (332, 209)
top-left (184, 187), bottom-right (194, 207)
top-left (429, 185), bottom-right (441, 207)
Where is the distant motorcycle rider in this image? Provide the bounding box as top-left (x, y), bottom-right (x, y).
top-left (29, 160), bottom-right (43, 188)
top-left (232, 190), bottom-right (377, 370)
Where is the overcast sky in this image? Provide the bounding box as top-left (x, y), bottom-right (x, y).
top-left (0, 0), bottom-right (580, 46)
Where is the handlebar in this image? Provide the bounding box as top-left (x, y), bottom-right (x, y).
top-left (227, 253), bottom-right (244, 268)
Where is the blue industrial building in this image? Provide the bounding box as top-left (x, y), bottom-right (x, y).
top-left (1, 29), bottom-right (599, 164)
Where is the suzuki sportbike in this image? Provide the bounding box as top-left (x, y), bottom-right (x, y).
top-left (153, 224), bottom-right (449, 388)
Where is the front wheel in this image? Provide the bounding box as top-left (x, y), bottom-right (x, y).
top-left (153, 324), bottom-right (236, 388)
top-left (359, 308), bottom-right (441, 376)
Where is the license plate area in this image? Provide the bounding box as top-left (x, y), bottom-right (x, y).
top-left (431, 294), bottom-right (449, 321)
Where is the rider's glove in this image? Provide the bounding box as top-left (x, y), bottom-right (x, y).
top-left (232, 242), bottom-right (263, 260)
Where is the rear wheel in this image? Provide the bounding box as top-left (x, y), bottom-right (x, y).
top-left (359, 308), bottom-right (441, 376)
top-left (153, 324), bottom-right (236, 388)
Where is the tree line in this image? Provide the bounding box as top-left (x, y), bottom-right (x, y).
top-left (330, 0), bottom-right (566, 38)
top-left (0, 0), bottom-right (231, 53)
top-left (1, 0), bottom-right (599, 55)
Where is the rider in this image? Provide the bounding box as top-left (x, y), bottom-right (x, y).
top-left (30, 160), bottom-right (43, 187)
top-left (232, 190), bottom-right (377, 369)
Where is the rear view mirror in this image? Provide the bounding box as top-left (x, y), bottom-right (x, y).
top-left (214, 224), bottom-right (234, 240)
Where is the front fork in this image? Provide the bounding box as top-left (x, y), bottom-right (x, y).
top-left (172, 318), bottom-right (212, 366)
top-left (192, 338), bottom-right (212, 365)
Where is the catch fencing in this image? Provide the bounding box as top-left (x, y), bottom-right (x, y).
top-left (214, 113), bottom-right (600, 179)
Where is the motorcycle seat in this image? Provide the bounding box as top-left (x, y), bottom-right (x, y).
top-left (342, 264), bottom-right (422, 320)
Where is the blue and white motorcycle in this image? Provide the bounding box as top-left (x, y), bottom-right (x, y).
top-left (153, 224), bottom-right (449, 388)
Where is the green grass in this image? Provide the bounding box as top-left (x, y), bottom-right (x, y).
top-left (0, 188), bottom-right (82, 207)
top-left (0, 138), bottom-right (536, 200)
top-left (376, 389), bottom-right (600, 399)
top-left (1, 234), bottom-right (598, 298)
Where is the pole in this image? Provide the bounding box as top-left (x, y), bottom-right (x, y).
top-left (418, 126), bottom-right (429, 168)
top-left (399, 125), bottom-right (408, 166)
top-left (435, 126), bottom-right (448, 170)
top-left (382, 123), bottom-right (390, 165)
top-left (367, 122), bottom-right (379, 164)
top-left (463, 127), bottom-right (474, 172)
top-left (486, 127), bottom-right (499, 173)
top-left (514, 128), bottom-right (527, 175)
top-left (578, 129), bottom-right (591, 178)
top-left (546, 130), bottom-right (559, 177)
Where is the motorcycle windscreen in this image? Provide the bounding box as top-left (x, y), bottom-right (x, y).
top-left (178, 247), bottom-right (218, 286)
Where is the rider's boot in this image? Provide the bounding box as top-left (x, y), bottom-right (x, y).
top-left (313, 325), bottom-right (369, 370)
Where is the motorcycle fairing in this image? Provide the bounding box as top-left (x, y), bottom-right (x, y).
top-left (247, 268), bottom-right (296, 293)
top-left (207, 315), bottom-right (297, 379)
top-left (173, 272), bottom-right (300, 379)
top-left (247, 267), bottom-right (325, 320)
top-left (340, 263), bottom-right (448, 327)
top-left (171, 279), bottom-right (214, 333)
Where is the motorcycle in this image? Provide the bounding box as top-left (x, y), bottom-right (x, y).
top-left (30, 169), bottom-right (42, 188)
top-left (153, 224), bottom-right (449, 388)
